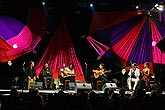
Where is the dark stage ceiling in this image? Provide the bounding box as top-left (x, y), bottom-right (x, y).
top-left (1, 0), bottom-right (163, 16)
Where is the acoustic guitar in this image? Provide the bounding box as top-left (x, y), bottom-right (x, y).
top-left (93, 69), bottom-right (111, 78)
top-left (61, 70), bottom-right (82, 78)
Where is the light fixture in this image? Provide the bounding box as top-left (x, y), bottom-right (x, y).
top-left (152, 41), bottom-right (157, 46)
top-left (90, 3), bottom-right (93, 7)
top-left (12, 44), bottom-right (18, 48)
top-left (8, 60), bottom-right (12, 66)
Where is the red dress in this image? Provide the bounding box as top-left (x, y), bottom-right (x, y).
top-left (141, 70), bottom-right (150, 91)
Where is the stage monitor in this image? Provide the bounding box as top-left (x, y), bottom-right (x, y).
top-left (76, 83), bottom-right (92, 92)
top-left (102, 83), bottom-right (118, 90)
top-left (30, 82), bottom-right (43, 89)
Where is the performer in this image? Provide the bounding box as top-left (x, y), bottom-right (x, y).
top-left (116, 68), bottom-right (129, 89)
top-left (25, 61), bottom-right (37, 89)
top-left (40, 63), bottom-right (54, 89)
top-left (59, 63), bottom-right (75, 89)
top-left (127, 63), bottom-right (140, 91)
top-left (92, 63), bottom-right (111, 90)
top-left (141, 62), bottom-right (150, 91)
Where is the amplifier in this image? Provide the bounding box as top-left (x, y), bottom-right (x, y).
top-left (102, 83), bottom-right (117, 90)
top-left (30, 82), bottom-right (43, 89)
top-left (76, 83), bottom-right (92, 90)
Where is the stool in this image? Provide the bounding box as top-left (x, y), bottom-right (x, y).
top-left (28, 79), bottom-right (35, 89)
top-left (64, 80), bottom-right (70, 90)
top-left (96, 80), bottom-right (102, 90)
top-left (47, 79), bottom-right (55, 89)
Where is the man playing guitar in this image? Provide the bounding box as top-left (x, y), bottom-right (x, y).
top-left (59, 63), bottom-right (76, 90)
top-left (92, 63), bottom-right (111, 90)
top-left (60, 63), bottom-right (75, 81)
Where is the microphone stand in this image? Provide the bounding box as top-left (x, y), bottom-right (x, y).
top-left (85, 63), bottom-right (88, 82)
top-left (22, 62), bottom-right (25, 93)
top-left (130, 69), bottom-right (133, 91)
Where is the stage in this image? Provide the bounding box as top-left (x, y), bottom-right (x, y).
top-left (1, 88), bottom-right (164, 97)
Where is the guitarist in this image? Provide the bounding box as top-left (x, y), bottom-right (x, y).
top-left (92, 63), bottom-right (111, 90)
top-left (60, 63), bottom-right (75, 89)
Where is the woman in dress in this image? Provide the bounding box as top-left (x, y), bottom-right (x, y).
top-left (141, 62), bottom-right (150, 91)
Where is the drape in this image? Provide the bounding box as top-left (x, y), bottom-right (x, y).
top-left (35, 19), bottom-right (85, 81)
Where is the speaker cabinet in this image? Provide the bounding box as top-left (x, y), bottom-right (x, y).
top-left (68, 82), bottom-right (77, 90)
top-left (76, 83), bottom-right (92, 92)
top-left (102, 83), bottom-right (117, 90)
top-left (30, 82), bottom-right (43, 89)
top-left (156, 37), bottom-right (165, 53)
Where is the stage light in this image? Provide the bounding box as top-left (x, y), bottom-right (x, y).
top-left (90, 3), bottom-right (93, 7)
top-left (8, 61), bottom-right (12, 66)
top-left (135, 6), bottom-right (139, 9)
top-left (42, 2), bottom-right (45, 5)
top-left (152, 41), bottom-right (156, 46)
top-left (155, 3), bottom-right (164, 11)
top-left (157, 7), bottom-right (163, 11)
top-left (12, 44), bottom-right (18, 48)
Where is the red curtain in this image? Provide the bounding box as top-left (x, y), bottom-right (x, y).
top-left (0, 37), bottom-right (12, 61)
top-left (35, 19), bottom-right (85, 81)
top-left (86, 36), bottom-right (110, 56)
top-left (88, 11), bottom-right (140, 35)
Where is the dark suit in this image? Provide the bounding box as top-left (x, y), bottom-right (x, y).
top-left (41, 67), bottom-right (54, 89)
top-left (116, 70), bottom-right (129, 89)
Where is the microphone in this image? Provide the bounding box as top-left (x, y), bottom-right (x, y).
top-left (23, 62), bottom-right (25, 66)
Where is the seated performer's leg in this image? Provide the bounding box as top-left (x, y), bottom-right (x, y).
top-left (48, 77), bottom-right (54, 89)
top-left (99, 76), bottom-right (109, 90)
top-left (127, 77), bottom-right (132, 90)
top-left (123, 77), bottom-right (128, 89)
top-left (132, 78), bottom-right (139, 90)
top-left (70, 76), bottom-right (75, 82)
top-left (90, 75), bottom-right (96, 90)
top-left (43, 77), bottom-right (48, 89)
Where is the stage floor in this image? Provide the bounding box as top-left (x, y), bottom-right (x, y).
top-left (1, 89), bottom-right (164, 97)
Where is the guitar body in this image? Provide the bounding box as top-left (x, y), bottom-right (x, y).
top-left (93, 69), bottom-right (111, 78)
top-left (61, 70), bottom-right (71, 78)
top-left (94, 73), bottom-right (100, 78)
top-left (94, 70), bottom-right (104, 78)
top-left (61, 70), bottom-right (82, 78)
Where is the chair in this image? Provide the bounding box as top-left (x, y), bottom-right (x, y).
top-left (64, 80), bottom-right (70, 90)
top-left (28, 79), bottom-right (35, 89)
top-left (96, 80), bottom-right (102, 90)
top-left (46, 78), bottom-right (55, 89)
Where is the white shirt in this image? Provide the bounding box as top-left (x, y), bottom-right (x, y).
top-left (60, 67), bottom-right (75, 74)
top-left (128, 68), bottom-right (140, 78)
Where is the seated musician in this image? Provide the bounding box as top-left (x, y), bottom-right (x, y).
top-left (127, 63), bottom-right (140, 91)
top-left (92, 63), bottom-right (111, 90)
top-left (25, 61), bottom-right (37, 89)
top-left (40, 63), bottom-right (54, 89)
top-left (59, 63), bottom-right (75, 89)
top-left (116, 68), bottom-right (129, 89)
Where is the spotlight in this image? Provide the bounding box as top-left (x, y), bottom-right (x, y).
top-left (90, 3), bottom-right (93, 7)
top-left (42, 2), bottom-right (45, 5)
top-left (8, 61), bottom-right (12, 66)
top-left (13, 44), bottom-right (18, 48)
top-left (135, 6), bottom-right (139, 9)
top-left (152, 41), bottom-right (157, 46)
